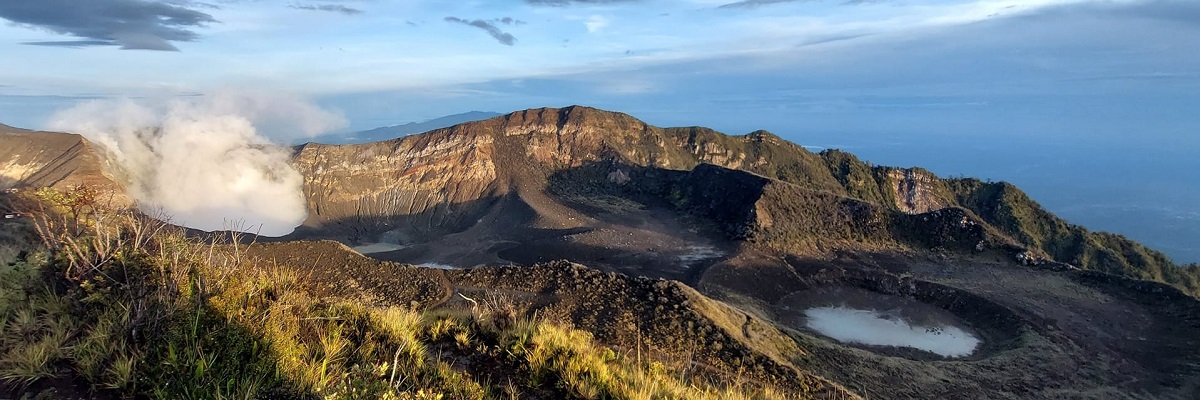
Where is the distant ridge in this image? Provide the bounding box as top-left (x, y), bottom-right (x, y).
top-left (0, 125), bottom-right (131, 206)
top-left (314, 111), bottom-right (503, 144)
top-left (0, 123), bottom-right (24, 133)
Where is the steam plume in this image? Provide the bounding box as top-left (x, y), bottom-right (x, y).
top-left (48, 91), bottom-right (345, 236)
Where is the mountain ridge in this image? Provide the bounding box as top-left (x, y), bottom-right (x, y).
top-left (0, 125), bottom-right (131, 207)
top-left (290, 105), bottom-right (1199, 295)
top-left (312, 111), bottom-right (503, 144)
top-left (1, 105), bottom-right (1194, 294)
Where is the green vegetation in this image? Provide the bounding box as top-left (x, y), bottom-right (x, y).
top-left (0, 193), bottom-right (36, 267)
top-left (825, 147), bottom-right (1200, 296)
top-left (948, 178), bottom-right (1200, 296)
top-left (788, 146), bottom-right (1200, 297)
top-left (818, 150), bottom-right (891, 207)
top-left (0, 186), bottom-right (796, 399)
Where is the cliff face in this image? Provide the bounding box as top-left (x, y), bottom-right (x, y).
top-left (290, 106), bottom-right (847, 234)
top-left (499, 107), bottom-right (679, 168)
top-left (292, 122), bottom-right (501, 234)
top-left (290, 107), bottom-right (669, 236)
top-left (0, 125), bottom-right (131, 207)
top-left (887, 168), bottom-right (954, 214)
top-left (289, 106), bottom-right (992, 242)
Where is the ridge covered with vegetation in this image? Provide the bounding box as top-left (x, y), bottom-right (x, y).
top-left (770, 146), bottom-right (1200, 295)
top-left (661, 122), bottom-right (1200, 295)
top-left (644, 117), bottom-right (1200, 295)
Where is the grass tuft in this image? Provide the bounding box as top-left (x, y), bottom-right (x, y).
top-left (0, 334), bottom-right (62, 385)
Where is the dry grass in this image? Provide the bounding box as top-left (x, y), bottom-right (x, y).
top-left (0, 186), bottom-right (808, 399)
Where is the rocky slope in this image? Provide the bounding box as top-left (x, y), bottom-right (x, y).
top-left (0, 124), bottom-right (129, 207)
top-left (236, 240), bottom-right (858, 398)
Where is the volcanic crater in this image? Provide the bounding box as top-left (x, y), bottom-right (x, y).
top-left (4, 106), bottom-right (1199, 399)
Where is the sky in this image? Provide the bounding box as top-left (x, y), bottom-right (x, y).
top-left (0, 0), bottom-right (1197, 261)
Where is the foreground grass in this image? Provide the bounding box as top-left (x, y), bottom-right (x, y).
top-left (0, 186), bottom-right (792, 399)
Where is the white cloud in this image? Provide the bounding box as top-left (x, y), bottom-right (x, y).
top-left (47, 91), bottom-right (346, 236)
top-left (585, 15), bottom-right (610, 33)
top-left (1, 0), bottom-right (1193, 110)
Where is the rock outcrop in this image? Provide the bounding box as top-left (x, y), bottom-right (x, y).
top-left (0, 124), bottom-right (130, 207)
top-left (292, 123), bottom-right (502, 235)
top-left (888, 168), bottom-right (953, 214)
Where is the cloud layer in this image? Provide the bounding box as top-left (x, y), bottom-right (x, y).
top-left (444, 17), bottom-right (517, 45)
top-left (47, 92), bottom-right (346, 236)
top-left (289, 3), bottom-right (363, 15)
top-left (525, 0), bottom-right (642, 5)
top-left (720, 0), bottom-right (884, 8)
top-left (718, 0), bottom-right (801, 8)
top-left (0, 0), bottom-right (217, 51)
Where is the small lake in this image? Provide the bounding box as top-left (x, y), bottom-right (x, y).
top-left (416, 262), bottom-right (456, 270)
top-left (351, 242), bottom-right (405, 254)
top-left (777, 286), bottom-right (982, 358)
top-left (803, 306), bottom-right (980, 358)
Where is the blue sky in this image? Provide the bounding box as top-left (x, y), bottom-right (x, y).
top-left (0, 0), bottom-right (1195, 133)
top-left (1, 0), bottom-right (1198, 261)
